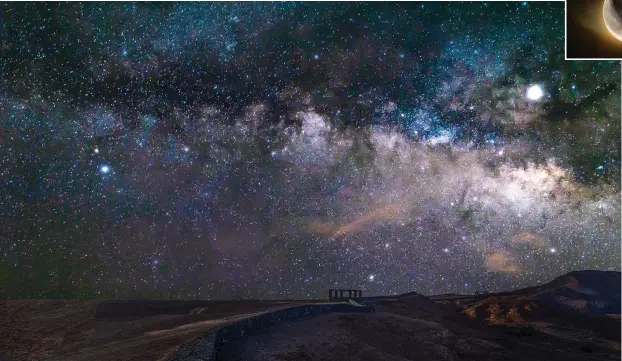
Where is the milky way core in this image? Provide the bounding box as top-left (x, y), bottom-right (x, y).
top-left (0, 2), bottom-right (620, 300)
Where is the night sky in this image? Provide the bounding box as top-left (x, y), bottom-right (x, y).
top-left (0, 2), bottom-right (620, 300)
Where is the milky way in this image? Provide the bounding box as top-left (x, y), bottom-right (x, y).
top-left (1, 2), bottom-right (620, 299)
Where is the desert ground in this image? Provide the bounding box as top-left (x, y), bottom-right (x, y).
top-left (219, 294), bottom-right (620, 361)
top-left (0, 299), bottom-right (325, 361)
top-left (1, 271), bottom-right (620, 361)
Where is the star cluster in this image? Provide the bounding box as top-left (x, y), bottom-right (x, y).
top-left (0, 2), bottom-right (620, 299)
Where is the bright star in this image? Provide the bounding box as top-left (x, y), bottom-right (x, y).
top-left (443, 248), bottom-right (449, 253)
top-left (549, 247), bottom-right (557, 253)
top-left (526, 84), bottom-right (544, 101)
top-left (368, 274), bottom-right (375, 281)
top-left (183, 146), bottom-right (190, 152)
top-left (100, 165), bottom-right (110, 174)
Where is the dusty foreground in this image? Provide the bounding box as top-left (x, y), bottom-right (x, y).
top-left (0, 299), bottom-right (324, 361)
top-left (219, 294), bottom-right (620, 361)
top-left (218, 271), bottom-right (621, 361)
top-left (217, 271), bottom-right (620, 361)
top-left (1, 271), bottom-right (620, 361)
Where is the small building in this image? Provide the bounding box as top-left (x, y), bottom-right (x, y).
top-left (328, 289), bottom-right (363, 302)
top-left (474, 290), bottom-right (490, 296)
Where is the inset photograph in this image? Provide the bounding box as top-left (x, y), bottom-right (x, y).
top-left (567, 0), bottom-right (622, 59)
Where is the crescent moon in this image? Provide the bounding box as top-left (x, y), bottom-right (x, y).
top-left (603, 0), bottom-right (622, 41)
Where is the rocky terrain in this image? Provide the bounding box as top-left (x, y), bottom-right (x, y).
top-left (1, 270), bottom-right (619, 361)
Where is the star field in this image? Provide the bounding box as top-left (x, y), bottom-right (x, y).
top-left (0, 2), bottom-right (620, 300)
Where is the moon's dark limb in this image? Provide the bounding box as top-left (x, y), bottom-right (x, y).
top-left (604, 0), bottom-right (622, 41)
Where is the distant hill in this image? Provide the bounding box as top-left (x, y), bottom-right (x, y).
top-left (457, 270), bottom-right (621, 352)
top-left (494, 270), bottom-right (621, 314)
